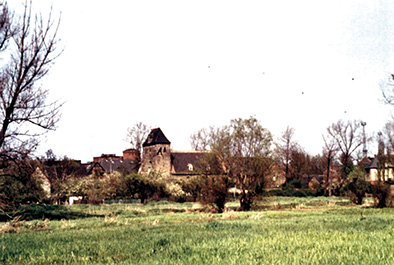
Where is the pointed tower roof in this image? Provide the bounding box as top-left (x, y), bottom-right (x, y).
top-left (142, 128), bottom-right (171, 147)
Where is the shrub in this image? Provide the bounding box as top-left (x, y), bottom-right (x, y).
top-left (0, 204), bottom-right (94, 222)
top-left (372, 183), bottom-right (393, 208)
top-left (124, 173), bottom-right (167, 204)
top-left (267, 185), bottom-right (324, 197)
top-left (346, 167), bottom-right (371, 205)
top-left (18, 204), bottom-right (89, 220)
top-left (174, 175), bottom-right (202, 202)
top-left (165, 182), bottom-right (185, 202)
top-left (197, 174), bottom-right (230, 213)
top-left (0, 161), bottom-right (48, 207)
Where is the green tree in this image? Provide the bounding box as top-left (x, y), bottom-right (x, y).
top-left (123, 173), bottom-right (166, 204)
top-left (41, 153), bottom-right (86, 196)
top-left (175, 175), bottom-right (202, 202)
top-left (0, 159), bottom-right (46, 207)
top-left (197, 150), bottom-right (232, 213)
top-left (207, 117), bottom-right (273, 211)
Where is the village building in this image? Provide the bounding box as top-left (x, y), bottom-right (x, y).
top-left (138, 128), bottom-right (293, 190)
top-left (139, 128), bottom-right (207, 177)
top-left (263, 164), bottom-right (286, 188)
top-left (365, 156), bottom-right (394, 184)
top-left (88, 149), bottom-right (140, 175)
top-left (138, 128), bottom-right (290, 190)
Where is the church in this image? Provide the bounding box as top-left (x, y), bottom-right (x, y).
top-left (139, 128), bottom-right (207, 177)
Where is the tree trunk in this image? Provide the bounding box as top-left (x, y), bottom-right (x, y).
top-left (326, 156), bottom-right (331, 184)
top-left (239, 192), bottom-right (251, 211)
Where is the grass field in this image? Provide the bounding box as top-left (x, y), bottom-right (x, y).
top-left (1, 197), bottom-right (394, 264)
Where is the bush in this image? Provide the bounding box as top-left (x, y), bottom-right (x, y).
top-left (174, 175), bottom-right (202, 202)
top-left (0, 204), bottom-right (94, 221)
top-left (346, 167), bottom-right (371, 205)
top-left (287, 179), bottom-right (305, 189)
top-left (165, 182), bottom-right (185, 201)
top-left (372, 183), bottom-right (393, 208)
top-left (124, 173), bottom-right (168, 204)
top-left (197, 174), bottom-right (230, 213)
top-left (267, 185), bottom-right (324, 197)
top-left (0, 162), bottom-right (48, 207)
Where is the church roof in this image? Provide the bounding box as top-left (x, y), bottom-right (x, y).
top-left (143, 128), bottom-right (171, 147)
top-left (171, 151), bottom-right (207, 175)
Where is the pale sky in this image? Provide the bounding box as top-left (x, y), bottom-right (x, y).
top-left (8, 0), bottom-right (394, 162)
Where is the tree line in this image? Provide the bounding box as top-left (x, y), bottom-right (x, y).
top-left (1, 1), bottom-right (394, 213)
top-left (187, 117), bottom-right (374, 211)
top-left (124, 116), bottom-right (394, 212)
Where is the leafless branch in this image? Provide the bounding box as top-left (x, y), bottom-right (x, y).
top-left (126, 122), bottom-right (151, 158)
top-left (0, 0), bottom-right (62, 160)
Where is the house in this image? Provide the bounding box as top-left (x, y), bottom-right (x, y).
top-left (307, 175), bottom-right (325, 190)
top-left (89, 149), bottom-right (140, 175)
top-left (263, 163), bottom-right (286, 188)
top-left (85, 162), bottom-right (106, 176)
top-left (358, 156), bottom-right (372, 169)
top-left (365, 156), bottom-right (394, 184)
top-left (139, 128), bottom-right (207, 177)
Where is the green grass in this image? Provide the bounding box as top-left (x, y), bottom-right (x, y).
top-left (1, 197), bottom-right (394, 264)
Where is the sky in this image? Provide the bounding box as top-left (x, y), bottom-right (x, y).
top-left (7, 0), bottom-right (394, 162)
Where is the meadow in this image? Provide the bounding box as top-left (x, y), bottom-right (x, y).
top-left (1, 197), bottom-right (394, 264)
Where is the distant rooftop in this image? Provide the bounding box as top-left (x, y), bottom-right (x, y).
top-left (171, 151), bottom-right (207, 175)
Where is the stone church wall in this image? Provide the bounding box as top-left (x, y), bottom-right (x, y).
top-left (140, 143), bottom-right (171, 176)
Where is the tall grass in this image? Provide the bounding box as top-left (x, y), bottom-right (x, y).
top-left (1, 197), bottom-right (393, 264)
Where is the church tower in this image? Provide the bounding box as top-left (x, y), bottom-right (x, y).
top-left (139, 128), bottom-right (171, 176)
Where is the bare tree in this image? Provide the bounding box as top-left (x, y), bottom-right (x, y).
top-left (322, 134), bottom-right (338, 184)
top-left (308, 153), bottom-right (325, 176)
top-left (275, 126), bottom-right (295, 183)
top-left (327, 120), bottom-right (364, 180)
top-left (0, 1), bottom-right (62, 160)
top-left (381, 74), bottom-right (394, 105)
top-left (288, 142), bottom-right (311, 180)
top-left (369, 130), bottom-right (393, 208)
top-left (0, 2), bottom-right (12, 52)
top-left (381, 75), bottom-right (394, 165)
top-left (126, 121), bottom-right (151, 158)
top-left (376, 132), bottom-right (387, 183)
top-left (383, 122), bottom-right (394, 156)
top-left (189, 126), bottom-right (217, 151)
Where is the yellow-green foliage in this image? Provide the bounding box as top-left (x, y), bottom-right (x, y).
top-left (58, 172), bottom-right (123, 200)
